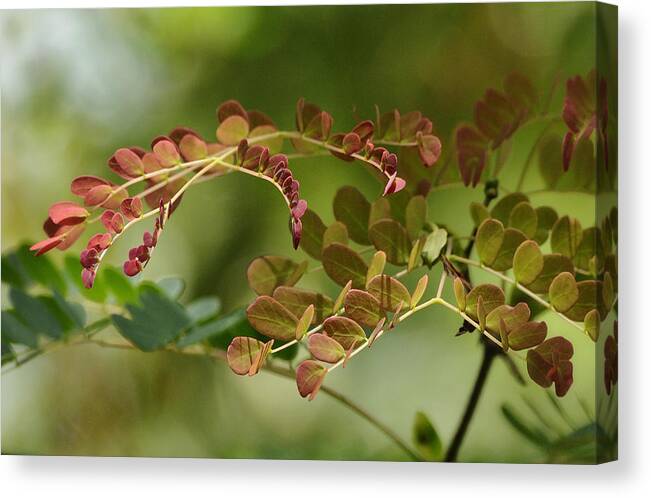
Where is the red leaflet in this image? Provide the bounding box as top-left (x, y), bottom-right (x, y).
top-left (81, 268), bottom-right (96, 289)
top-left (70, 175), bottom-right (113, 196)
top-left (113, 148), bottom-right (145, 178)
top-left (123, 258), bottom-right (142, 277)
top-left (48, 201), bottom-right (89, 225)
top-left (120, 197), bottom-right (143, 220)
top-left (30, 237), bottom-right (63, 256)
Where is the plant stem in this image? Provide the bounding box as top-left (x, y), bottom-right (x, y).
top-left (444, 343), bottom-right (497, 462)
top-left (6, 333), bottom-right (421, 461)
top-left (261, 360), bottom-right (422, 461)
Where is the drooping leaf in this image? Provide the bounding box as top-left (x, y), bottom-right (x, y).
top-left (408, 235), bottom-right (426, 271)
top-left (413, 412), bottom-right (442, 461)
top-left (112, 288), bottom-right (191, 351)
top-left (344, 289), bottom-right (384, 328)
top-left (300, 209), bottom-right (327, 260)
top-left (513, 240), bottom-right (544, 285)
top-left (295, 304), bottom-right (315, 340)
top-left (584, 309), bottom-right (600, 342)
top-left (476, 219), bottom-right (504, 266)
top-left (405, 195), bottom-right (427, 241)
top-left (307, 333), bottom-right (345, 363)
top-left (453, 277), bottom-right (467, 310)
top-left (420, 226), bottom-right (448, 268)
top-left (296, 360), bottom-right (327, 400)
top-left (246, 296), bottom-right (298, 341)
top-left (410, 274), bottom-right (429, 308)
top-left (508, 201), bottom-right (538, 239)
top-left (322, 243), bottom-right (368, 288)
top-left (368, 219), bottom-right (411, 265)
top-left (332, 282), bottom-right (352, 315)
top-left (247, 256), bottom-right (307, 296)
top-left (333, 186), bottom-right (371, 245)
top-left (549, 272), bottom-right (579, 312)
top-left (366, 251), bottom-right (387, 287)
top-left (272, 286), bottom-right (334, 325)
top-left (551, 216), bottom-right (583, 259)
top-left (227, 336), bottom-right (273, 376)
top-left (465, 284), bottom-right (505, 319)
top-left (367, 274), bottom-right (411, 312)
top-left (322, 316), bottom-right (367, 349)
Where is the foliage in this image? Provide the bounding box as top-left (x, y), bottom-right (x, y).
top-left (5, 66), bottom-right (617, 462)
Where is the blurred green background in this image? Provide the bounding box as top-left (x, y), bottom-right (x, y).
top-left (1, 3), bottom-right (613, 462)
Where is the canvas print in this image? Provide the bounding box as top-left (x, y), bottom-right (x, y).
top-left (1, 2), bottom-right (617, 463)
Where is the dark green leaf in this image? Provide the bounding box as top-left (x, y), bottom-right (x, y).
top-left (413, 411), bottom-right (442, 461)
top-left (368, 219), bottom-right (411, 265)
top-left (300, 209), bottom-right (327, 260)
top-left (112, 289), bottom-right (191, 351)
top-left (333, 186), bottom-right (371, 245)
top-left (405, 195), bottom-right (427, 241)
top-left (16, 244), bottom-right (67, 296)
top-left (1, 310), bottom-right (38, 348)
top-left (9, 288), bottom-right (64, 339)
top-left (104, 266), bottom-right (138, 305)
